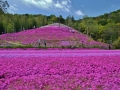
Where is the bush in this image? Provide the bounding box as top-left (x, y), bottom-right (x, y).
top-left (24, 44), bottom-right (33, 48)
top-left (61, 46), bottom-right (66, 49)
top-left (3, 45), bottom-right (13, 48)
top-left (67, 45), bottom-right (77, 49)
top-left (12, 44), bottom-right (33, 48)
top-left (61, 45), bottom-right (77, 49)
top-left (0, 46), bottom-right (3, 48)
top-left (67, 45), bottom-right (72, 48)
top-left (92, 45), bottom-right (99, 48)
top-left (38, 45), bottom-right (48, 49)
top-left (0, 44), bottom-right (34, 49)
top-left (113, 37), bottom-right (120, 49)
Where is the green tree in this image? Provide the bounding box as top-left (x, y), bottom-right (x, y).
top-left (113, 37), bottom-right (120, 49)
top-left (98, 18), bottom-right (107, 26)
top-left (101, 23), bottom-right (118, 43)
top-left (2, 17), bottom-right (8, 33)
top-left (0, 22), bottom-right (4, 34)
top-left (6, 23), bottom-right (14, 33)
top-left (66, 15), bottom-right (72, 27)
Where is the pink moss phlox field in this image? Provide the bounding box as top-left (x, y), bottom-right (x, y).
top-left (0, 49), bottom-right (120, 90)
top-left (0, 26), bottom-right (107, 47)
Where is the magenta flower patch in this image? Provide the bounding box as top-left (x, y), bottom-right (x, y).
top-left (0, 49), bottom-right (120, 89)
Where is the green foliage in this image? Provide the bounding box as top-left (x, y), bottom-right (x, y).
top-left (0, 22), bottom-right (4, 34)
top-left (61, 45), bottom-right (77, 49)
top-left (97, 18), bottom-right (107, 26)
top-left (61, 46), bottom-right (66, 49)
top-left (67, 45), bottom-right (72, 48)
top-left (0, 8), bottom-right (4, 14)
top-left (0, 44), bottom-right (33, 49)
top-left (65, 15), bottom-right (73, 27)
top-left (38, 45), bottom-right (48, 49)
top-left (113, 37), bottom-right (120, 49)
top-left (14, 19), bottom-right (21, 32)
top-left (3, 45), bottom-right (13, 48)
top-left (6, 23), bottom-right (14, 33)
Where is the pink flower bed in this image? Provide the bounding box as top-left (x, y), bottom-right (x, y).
top-left (0, 49), bottom-right (120, 90)
top-left (0, 26), bottom-right (107, 47)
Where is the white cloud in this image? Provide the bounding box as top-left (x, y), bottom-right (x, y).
top-left (64, 7), bottom-right (70, 12)
top-left (13, 4), bottom-right (17, 7)
top-left (8, 4), bottom-right (18, 14)
top-left (22, 0), bottom-right (71, 12)
top-left (45, 0), bottom-right (52, 3)
top-left (75, 10), bottom-right (84, 16)
top-left (62, 1), bottom-right (67, 5)
top-left (55, 1), bottom-right (63, 8)
top-left (23, 0), bottom-right (53, 9)
top-left (54, 0), bottom-right (71, 12)
top-left (10, 6), bottom-right (18, 11)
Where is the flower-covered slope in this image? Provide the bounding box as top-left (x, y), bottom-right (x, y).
top-left (0, 24), bottom-right (107, 47)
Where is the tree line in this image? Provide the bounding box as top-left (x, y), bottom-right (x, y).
top-left (0, 9), bottom-right (120, 48)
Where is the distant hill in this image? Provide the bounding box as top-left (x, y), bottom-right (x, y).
top-left (79, 9), bottom-right (120, 48)
top-left (92, 9), bottom-right (120, 25)
top-left (0, 23), bottom-right (107, 48)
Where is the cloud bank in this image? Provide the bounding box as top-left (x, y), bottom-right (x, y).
top-left (22, 0), bottom-right (71, 12)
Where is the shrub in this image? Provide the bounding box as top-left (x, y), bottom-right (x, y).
top-left (92, 45), bottom-right (99, 48)
top-left (113, 37), bottom-right (120, 49)
top-left (24, 44), bottom-right (33, 48)
top-left (3, 45), bottom-right (13, 48)
top-left (38, 45), bottom-right (48, 49)
top-left (61, 46), bottom-right (66, 49)
top-left (67, 45), bottom-right (77, 49)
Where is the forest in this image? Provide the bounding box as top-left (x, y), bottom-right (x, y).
top-left (0, 9), bottom-right (120, 48)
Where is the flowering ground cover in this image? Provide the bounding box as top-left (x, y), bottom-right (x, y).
top-left (0, 25), bottom-right (107, 48)
top-left (0, 49), bottom-right (120, 90)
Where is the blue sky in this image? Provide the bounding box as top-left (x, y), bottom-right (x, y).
top-left (7, 0), bottom-right (120, 19)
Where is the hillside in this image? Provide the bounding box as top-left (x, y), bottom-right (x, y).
top-left (0, 9), bottom-right (120, 48)
top-left (0, 23), bottom-right (107, 48)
